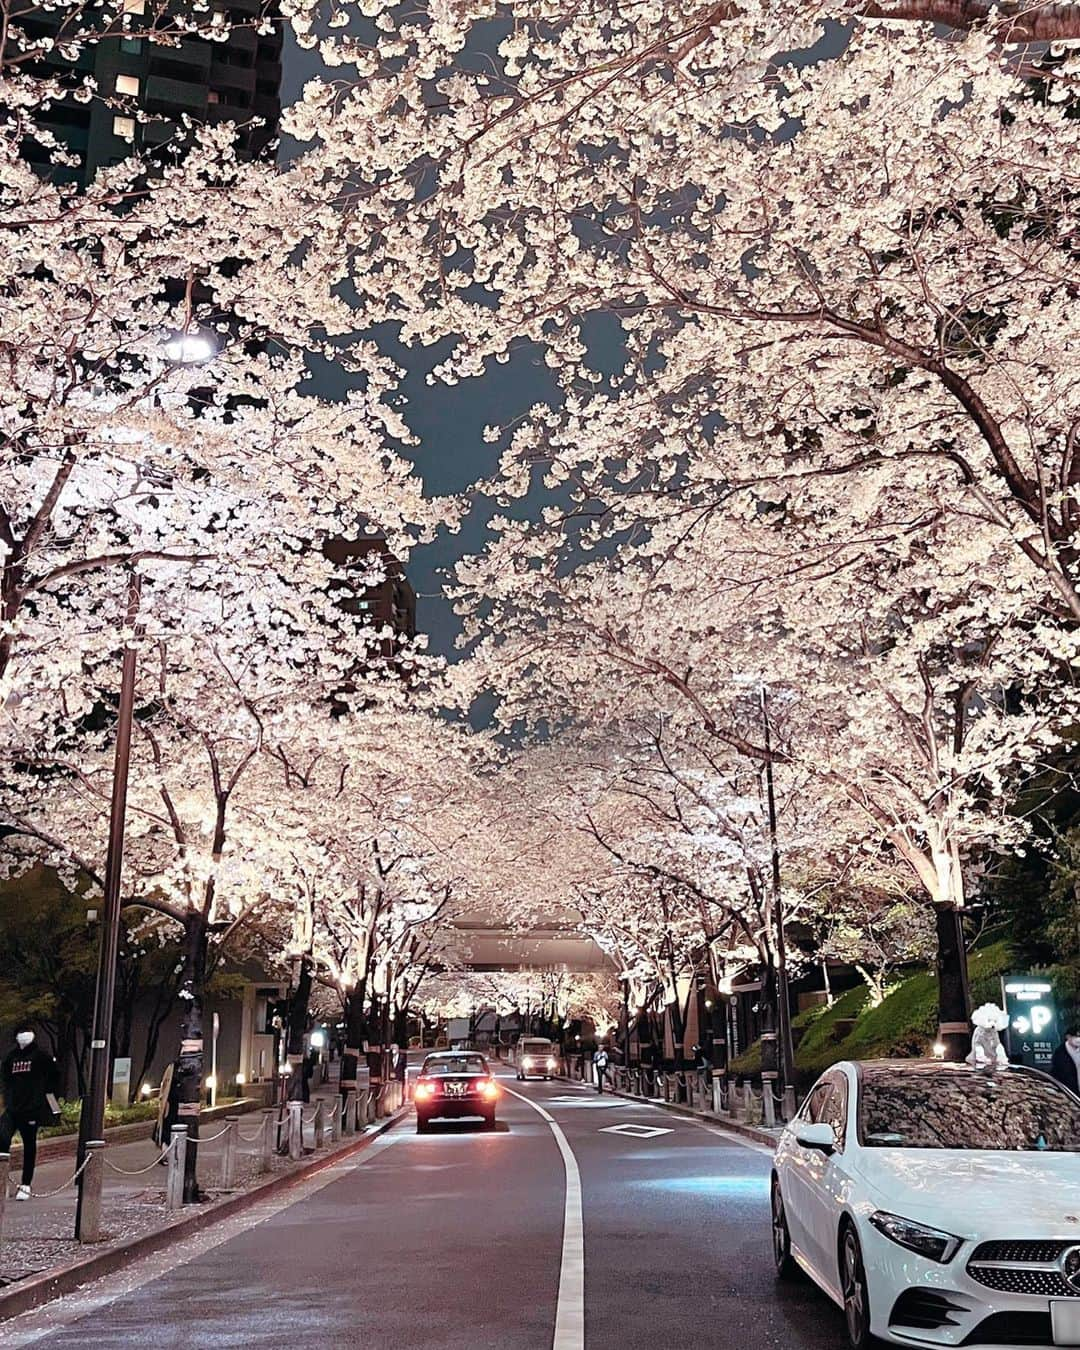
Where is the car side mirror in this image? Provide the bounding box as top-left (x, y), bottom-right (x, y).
top-left (794, 1122), bottom-right (837, 1155)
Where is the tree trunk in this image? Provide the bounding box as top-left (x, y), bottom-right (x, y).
top-left (173, 913), bottom-right (209, 1204)
top-left (935, 905), bottom-right (972, 1062)
top-left (340, 987), bottom-right (367, 1111)
top-left (286, 957), bottom-right (313, 1104)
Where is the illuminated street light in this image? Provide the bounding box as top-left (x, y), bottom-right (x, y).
top-left (162, 326), bottom-right (220, 365)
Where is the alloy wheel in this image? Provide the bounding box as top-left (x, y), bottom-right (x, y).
top-left (841, 1226), bottom-right (872, 1349)
top-left (771, 1181), bottom-right (796, 1280)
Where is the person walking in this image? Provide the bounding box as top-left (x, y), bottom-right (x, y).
top-left (1051, 1025), bottom-right (1080, 1098)
top-left (593, 1045), bottom-right (610, 1095)
top-left (0, 1024), bottom-right (60, 1200)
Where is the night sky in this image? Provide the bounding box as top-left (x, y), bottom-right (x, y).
top-left (279, 21), bottom-right (850, 661)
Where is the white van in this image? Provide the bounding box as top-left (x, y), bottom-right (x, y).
top-left (517, 1037), bottom-right (558, 1081)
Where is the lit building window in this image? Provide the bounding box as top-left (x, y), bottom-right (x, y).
top-left (113, 116), bottom-right (136, 140)
top-left (207, 90), bottom-right (220, 104)
top-left (123, 0), bottom-right (146, 12)
top-left (116, 74), bottom-right (140, 96)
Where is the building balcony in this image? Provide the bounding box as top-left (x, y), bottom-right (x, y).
top-left (144, 73), bottom-right (208, 115)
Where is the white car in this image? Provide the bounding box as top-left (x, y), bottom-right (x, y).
top-left (771, 1059), bottom-right (1080, 1349)
top-left (517, 1037), bottom-right (559, 1080)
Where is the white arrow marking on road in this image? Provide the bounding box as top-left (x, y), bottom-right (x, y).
top-left (599, 1123), bottom-right (673, 1139)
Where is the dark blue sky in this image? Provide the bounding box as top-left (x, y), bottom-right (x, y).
top-left (280, 20), bottom-right (850, 660)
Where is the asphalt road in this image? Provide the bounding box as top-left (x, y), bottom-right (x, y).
top-left (4, 1069), bottom-right (852, 1349)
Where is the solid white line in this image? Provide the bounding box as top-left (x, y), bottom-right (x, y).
top-left (505, 1085), bottom-right (585, 1350)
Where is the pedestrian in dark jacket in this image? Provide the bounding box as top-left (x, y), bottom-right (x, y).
top-left (1051, 1026), bottom-right (1080, 1098)
top-left (1, 1024), bottom-right (60, 1199)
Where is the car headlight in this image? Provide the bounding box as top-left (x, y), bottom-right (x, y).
top-left (522, 1057), bottom-right (533, 1069)
top-left (546, 1057), bottom-right (557, 1069)
top-left (869, 1211), bottom-right (961, 1264)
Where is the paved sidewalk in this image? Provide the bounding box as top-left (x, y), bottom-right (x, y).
top-left (0, 1067), bottom-right (373, 1286)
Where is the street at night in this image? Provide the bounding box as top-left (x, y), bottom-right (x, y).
top-left (2, 1072), bottom-right (845, 1350)
top-left (5, 0), bottom-right (1080, 1345)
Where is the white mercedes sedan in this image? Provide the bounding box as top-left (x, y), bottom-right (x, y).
top-left (771, 1060), bottom-right (1080, 1350)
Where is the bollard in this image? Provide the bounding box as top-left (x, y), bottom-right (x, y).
top-left (221, 1115), bottom-right (239, 1189)
top-left (0, 1152), bottom-right (8, 1249)
top-left (167, 1128), bottom-right (187, 1211)
top-left (313, 1101), bottom-right (325, 1151)
top-left (287, 1101), bottom-right (303, 1160)
top-left (259, 1108), bottom-right (275, 1173)
top-left (762, 1077), bottom-right (777, 1128)
top-left (77, 1140), bottom-right (106, 1243)
top-left (330, 1096), bottom-right (342, 1142)
top-left (343, 1089), bottom-right (357, 1135)
top-left (364, 1089), bottom-right (375, 1126)
top-left (783, 1085), bottom-right (797, 1123)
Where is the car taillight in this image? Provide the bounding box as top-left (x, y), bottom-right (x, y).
top-left (480, 1078), bottom-right (498, 1100)
top-left (415, 1081), bottom-right (434, 1101)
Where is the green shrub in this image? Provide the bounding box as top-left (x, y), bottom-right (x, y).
top-left (727, 940), bottom-right (1018, 1083)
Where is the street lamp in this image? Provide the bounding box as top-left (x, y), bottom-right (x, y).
top-left (75, 334), bottom-right (219, 1239)
top-left (162, 325), bottom-right (220, 365)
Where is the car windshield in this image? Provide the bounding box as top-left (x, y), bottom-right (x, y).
top-left (523, 1046), bottom-right (551, 1056)
top-left (859, 1067), bottom-right (1080, 1150)
top-left (423, 1056), bottom-right (486, 1077)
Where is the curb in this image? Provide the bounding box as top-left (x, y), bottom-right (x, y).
top-left (0, 1105), bottom-right (409, 1325)
top-left (557, 1075), bottom-right (780, 1150)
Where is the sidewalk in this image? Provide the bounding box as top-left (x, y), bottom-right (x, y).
top-left (0, 1065), bottom-right (380, 1288)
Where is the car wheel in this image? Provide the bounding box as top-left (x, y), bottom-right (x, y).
top-left (483, 1114), bottom-right (497, 1132)
top-left (839, 1223), bottom-right (877, 1350)
top-left (416, 1117), bottom-right (430, 1134)
top-left (770, 1178), bottom-right (798, 1280)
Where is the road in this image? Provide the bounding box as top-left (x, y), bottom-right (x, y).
top-left (3, 1068), bottom-right (851, 1349)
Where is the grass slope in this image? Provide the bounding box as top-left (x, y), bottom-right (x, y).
top-left (729, 941), bottom-right (1016, 1083)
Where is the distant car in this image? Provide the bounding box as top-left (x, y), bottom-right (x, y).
top-left (517, 1037), bottom-right (558, 1081)
top-left (771, 1059), bottom-right (1080, 1349)
top-left (414, 1051), bottom-right (499, 1133)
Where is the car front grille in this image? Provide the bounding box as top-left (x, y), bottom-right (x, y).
top-left (972, 1241), bottom-right (1071, 1264)
top-left (967, 1240), bottom-right (1080, 1299)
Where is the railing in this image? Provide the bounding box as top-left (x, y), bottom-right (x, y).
top-left (569, 1061), bottom-right (797, 1128)
top-left (0, 1080), bottom-right (415, 1255)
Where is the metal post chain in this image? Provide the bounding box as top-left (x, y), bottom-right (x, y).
top-left (102, 1139), bottom-right (175, 1175)
top-left (185, 1124), bottom-right (234, 1145)
top-left (29, 1152), bottom-right (94, 1198)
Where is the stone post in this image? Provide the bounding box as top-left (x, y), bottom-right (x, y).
top-left (166, 1127), bottom-right (188, 1211)
top-left (221, 1115), bottom-right (239, 1188)
top-left (77, 1141), bottom-right (106, 1243)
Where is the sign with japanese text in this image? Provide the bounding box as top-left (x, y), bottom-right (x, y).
top-left (1001, 976), bottom-right (1059, 1071)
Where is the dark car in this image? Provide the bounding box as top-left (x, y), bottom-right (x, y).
top-left (414, 1052), bottom-right (500, 1133)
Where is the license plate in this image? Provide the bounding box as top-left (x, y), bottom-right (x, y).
top-left (446, 1082), bottom-right (466, 1097)
top-left (1052, 1301), bottom-right (1080, 1346)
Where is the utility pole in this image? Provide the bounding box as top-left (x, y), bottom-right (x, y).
top-left (760, 685), bottom-right (797, 1101)
top-left (76, 570), bottom-right (141, 1241)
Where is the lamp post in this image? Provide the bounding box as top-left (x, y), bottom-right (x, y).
top-left (75, 327), bottom-right (219, 1238)
top-left (759, 684), bottom-right (797, 1110)
top-left (75, 570), bottom-right (141, 1242)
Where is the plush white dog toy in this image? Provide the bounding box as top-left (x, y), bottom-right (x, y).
top-left (966, 1002), bottom-right (1010, 1070)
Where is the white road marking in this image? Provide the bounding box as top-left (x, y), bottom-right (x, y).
top-left (679, 1112), bottom-right (778, 1158)
top-left (598, 1123), bottom-right (673, 1139)
top-left (505, 1085), bottom-right (584, 1350)
top-left (1, 1125), bottom-right (406, 1345)
top-left (545, 1096), bottom-right (631, 1109)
